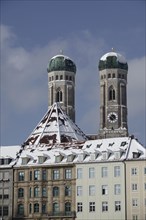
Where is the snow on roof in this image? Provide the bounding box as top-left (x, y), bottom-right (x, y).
top-left (14, 136), bottom-right (146, 167)
top-left (100, 51), bottom-right (127, 64)
top-left (51, 54), bottom-right (71, 60)
top-left (24, 102), bottom-right (87, 147)
top-left (0, 145), bottom-right (21, 167)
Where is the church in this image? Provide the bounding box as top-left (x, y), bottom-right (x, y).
top-left (0, 50), bottom-right (146, 220)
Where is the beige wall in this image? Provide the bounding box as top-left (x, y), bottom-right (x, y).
top-left (125, 160), bottom-right (146, 220)
top-left (76, 162), bottom-right (126, 220)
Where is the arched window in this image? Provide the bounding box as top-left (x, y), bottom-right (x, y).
top-left (53, 202), bottom-right (59, 214)
top-left (18, 188), bottom-right (24, 198)
top-left (109, 86), bottom-right (115, 101)
top-left (56, 90), bottom-right (62, 102)
top-left (65, 202), bottom-right (71, 214)
top-left (65, 185), bottom-right (71, 196)
top-left (29, 203), bottom-right (32, 213)
top-left (34, 186), bottom-right (39, 197)
top-left (53, 186), bottom-right (59, 197)
top-left (34, 203), bottom-right (39, 213)
top-left (18, 204), bottom-right (24, 215)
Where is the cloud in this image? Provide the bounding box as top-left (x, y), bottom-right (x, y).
top-left (1, 24), bottom-right (145, 145)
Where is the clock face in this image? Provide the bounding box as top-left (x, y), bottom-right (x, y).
top-left (107, 112), bottom-right (118, 123)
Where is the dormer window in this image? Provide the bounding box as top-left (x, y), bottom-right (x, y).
top-left (38, 156), bottom-right (46, 164)
top-left (22, 157), bottom-right (29, 165)
top-left (55, 154), bottom-right (63, 163)
top-left (67, 154), bottom-right (75, 162)
top-left (133, 152), bottom-right (141, 159)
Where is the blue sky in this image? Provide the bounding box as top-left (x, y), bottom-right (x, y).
top-left (1, 0), bottom-right (145, 146)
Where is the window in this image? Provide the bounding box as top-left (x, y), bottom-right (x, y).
top-left (65, 169), bottom-right (72, 179)
top-left (34, 187), bottom-right (39, 197)
top-left (77, 202), bottom-right (83, 212)
top-left (77, 168), bottom-right (82, 179)
top-left (114, 184), bottom-right (121, 195)
top-left (56, 75), bottom-right (58, 80)
top-left (132, 199), bottom-right (138, 207)
top-left (42, 203), bottom-right (46, 213)
top-left (65, 202), bottom-right (71, 214)
top-left (42, 170), bottom-right (47, 180)
top-left (89, 202), bottom-right (95, 212)
top-left (102, 167), bottom-right (108, 177)
top-left (53, 170), bottom-right (60, 180)
top-left (18, 188), bottom-right (24, 198)
top-left (133, 215), bottom-right (138, 220)
top-left (89, 185), bottom-right (95, 196)
top-left (66, 75), bottom-right (68, 80)
top-left (109, 86), bottom-right (115, 100)
top-left (29, 187), bottom-right (32, 198)
top-left (53, 202), bottom-right (59, 214)
top-left (29, 203), bottom-right (32, 213)
top-left (102, 185), bottom-right (108, 195)
top-left (77, 186), bottom-right (82, 196)
top-left (112, 73), bottom-right (115, 78)
top-left (115, 201), bottom-right (121, 211)
top-left (3, 188), bottom-right (9, 199)
top-left (144, 167), bottom-right (146, 175)
top-left (132, 184), bottom-right (138, 191)
top-left (60, 75), bottom-right (63, 80)
top-left (114, 166), bottom-right (120, 177)
top-left (131, 168), bottom-right (137, 175)
top-left (56, 90), bottom-right (63, 102)
top-left (29, 171), bottom-right (32, 181)
top-left (42, 187), bottom-right (47, 197)
top-left (18, 204), bottom-right (24, 215)
top-left (89, 167), bottom-right (95, 178)
top-left (34, 170), bottom-right (40, 180)
top-left (108, 73), bottom-right (111, 78)
top-left (3, 206), bottom-right (9, 216)
top-left (34, 203), bottom-right (39, 213)
top-left (145, 183), bottom-right (146, 190)
top-left (65, 185), bottom-right (71, 196)
top-left (18, 172), bottom-right (24, 181)
top-left (53, 186), bottom-right (59, 197)
top-left (102, 202), bottom-right (108, 212)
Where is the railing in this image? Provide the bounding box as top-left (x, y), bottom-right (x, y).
top-left (48, 211), bottom-right (76, 217)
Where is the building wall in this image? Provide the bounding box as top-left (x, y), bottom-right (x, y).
top-left (13, 164), bottom-right (76, 220)
top-left (76, 162), bottom-right (126, 220)
top-left (125, 160), bottom-right (146, 220)
top-left (0, 168), bottom-right (13, 220)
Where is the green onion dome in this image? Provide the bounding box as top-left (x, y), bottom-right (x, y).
top-left (47, 55), bottom-right (76, 73)
top-left (98, 51), bottom-right (128, 71)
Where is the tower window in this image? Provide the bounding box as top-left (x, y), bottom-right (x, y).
top-left (109, 86), bottom-right (115, 100)
top-left (60, 75), bottom-right (63, 80)
top-left (56, 75), bottom-right (58, 80)
top-left (66, 75), bottom-right (68, 80)
top-left (108, 73), bottom-right (111, 78)
top-left (56, 90), bottom-right (63, 102)
top-left (112, 73), bottom-right (115, 78)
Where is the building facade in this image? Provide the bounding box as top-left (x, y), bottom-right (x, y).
top-left (0, 50), bottom-right (146, 220)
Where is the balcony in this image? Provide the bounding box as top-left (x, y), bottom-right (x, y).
top-left (48, 211), bottom-right (76, 218)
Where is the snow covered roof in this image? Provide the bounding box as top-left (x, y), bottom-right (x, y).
top-left (14, 136), bottom-right (146, 167)
top-left (0, 145), bottom-right (21, 167)
top-left (24, 102), bottom-right (87, 147)
top-left (100, 51), bottom-right (127, 64)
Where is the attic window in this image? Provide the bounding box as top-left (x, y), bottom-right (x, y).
top-left (121, 141), bottom-right (127, 147)
top-left (133, 152), bottom-right (141, 159)
top-left (55, 155), bottom-right (63, 163)
top-left (38, 156), bottom-right (46, 164)
top-left (22, 157), bottom-right (29, 165)
top-left (67, 155), bottom-right (75, 162)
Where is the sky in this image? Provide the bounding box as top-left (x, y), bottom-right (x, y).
top-left (0, 0), bottom-right (145, 146)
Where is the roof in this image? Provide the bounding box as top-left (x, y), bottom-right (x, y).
top-left (24, 102), bottom-right (87, 147)
top-left (14, 136), bottom-right (146, 167)
top-left (98, 51), bottom-right (128, 71)
top-left (47, 54), bottom-right (76, 73)
top-left (0, 145), bottom-right (21, 167)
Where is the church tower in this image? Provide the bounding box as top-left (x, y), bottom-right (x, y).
top-left (98, 50), bottom-right (128, 138)
top-left (47, 53), bottom-right (76, 122)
